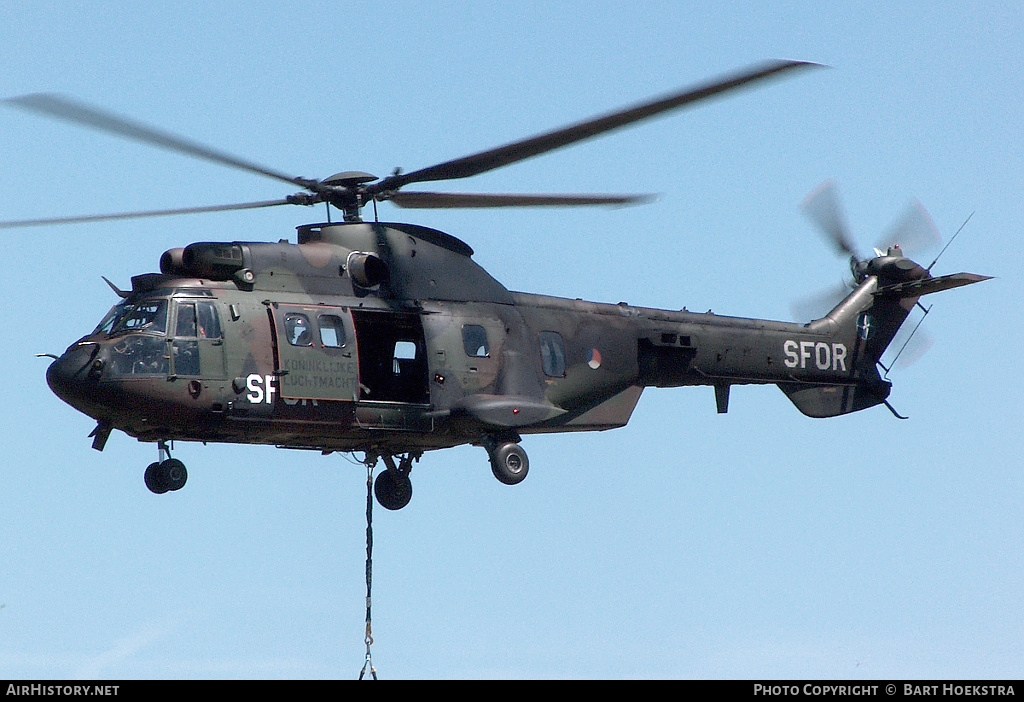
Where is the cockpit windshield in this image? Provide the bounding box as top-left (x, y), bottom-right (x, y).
top-left (95, 298), bottom-right (168, 337)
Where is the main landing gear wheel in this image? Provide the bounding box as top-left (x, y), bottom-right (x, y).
top-left (144, 458), bottom-right (188, 494)
top-left (374, 470), bottom-right (412, 511)
top-left (371, 452), bottom-right (419, 510)
top-left (489, 442), bottom-right (529, 485)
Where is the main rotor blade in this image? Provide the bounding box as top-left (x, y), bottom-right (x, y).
top-left (3, 94), bottom-right (314, 190)
top-left (801, 180), bottom-right (860, 259)
top-left (387, 191), bottom-right (656, 209)
top-left (382, 60), bottom-right (820, 190)
top-left (0, 198), bottom-right (294, 229)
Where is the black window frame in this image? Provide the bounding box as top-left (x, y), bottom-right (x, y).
top-left (318, 313), bottom-right (348, 348)
top-left (539, 331), bottom-right (566, 378)
top-left (461, 324), bottom-right (490, 358)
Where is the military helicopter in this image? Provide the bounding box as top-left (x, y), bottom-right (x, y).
top-left (2, 60), bottom-right (988, 510)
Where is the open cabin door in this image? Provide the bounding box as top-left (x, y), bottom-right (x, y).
top-left (271, 304), bottom-right (360, 401)
top-left (350, 309), bottom-right (430, 405)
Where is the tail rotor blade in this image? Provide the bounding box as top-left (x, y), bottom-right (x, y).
top-left (790, 281), bottom-right (850, 323)
top-left (801, 180), bottom-right (860, 260)
top-left (875, 199), bottom-right (941, 258)
top-left (886, 319), bottom-right (935, 370)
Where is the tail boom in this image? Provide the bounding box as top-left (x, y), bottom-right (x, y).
top-left (635, 258), bottom-right (988, 419)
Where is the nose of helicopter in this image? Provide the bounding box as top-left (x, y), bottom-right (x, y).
top-left (46, 342), bottom-right (103, 415)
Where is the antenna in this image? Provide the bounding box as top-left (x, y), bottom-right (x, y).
top-left (927, 211), bottom-right (974, 272)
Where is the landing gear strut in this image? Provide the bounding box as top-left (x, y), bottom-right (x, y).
top-left (370, 452), bottom-right (420, 510)
top-left (145, 440), bottom-right (187, 494)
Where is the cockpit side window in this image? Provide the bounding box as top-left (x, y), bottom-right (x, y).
top-left (197, 301), bottom-right (222, 339)
top-left (176, 302), bottom-right (198, 337)
top-left (108, 336), bottom-right (169, 377)
top-left (175, 300), bottom-right (222, 339)
top-left (169, 301), bottom-right (225, 376)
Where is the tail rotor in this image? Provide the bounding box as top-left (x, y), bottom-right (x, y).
top-left (800, 180), bottom-right (941, 274)
top-left (794, 181), bottom-right (940, 367)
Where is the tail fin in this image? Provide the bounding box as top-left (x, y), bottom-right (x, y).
top-left (779, 259), bottom-right (990, 418)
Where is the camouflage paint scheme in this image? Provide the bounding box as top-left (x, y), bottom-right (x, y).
top-left (46, 220), bottom-right (984, 465)
top-left (11, 60), bottom-right (988, 505)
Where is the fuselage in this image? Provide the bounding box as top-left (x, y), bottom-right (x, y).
top-left (46, 221), bottom-right (888, 456)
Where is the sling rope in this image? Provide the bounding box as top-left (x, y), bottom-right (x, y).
top-left (358, 456), bottom-right (378, 680)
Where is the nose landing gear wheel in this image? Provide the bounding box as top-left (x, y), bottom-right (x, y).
top-left (161, 459), bottom-right (188, 491)
top-left (145, 461), bottom-right (168, 494)
top-left (144, 442), bottom-right (188, 494)
top-left (144, 459), bottom-right (188, 494)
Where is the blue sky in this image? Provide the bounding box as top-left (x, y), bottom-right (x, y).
top-left (0, 1), bottom-right (1021, 679)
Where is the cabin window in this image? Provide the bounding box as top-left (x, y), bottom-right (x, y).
top-left (539, 331), bottom-right (566, 378)
top-left (393, 340), bottom-right (418, 374)
top-left (318, 314), bottom-right (347, 348)
top-left (284, 313), bottom-right (313, 346)
top-left (462, 324), bottom-right (489, 358)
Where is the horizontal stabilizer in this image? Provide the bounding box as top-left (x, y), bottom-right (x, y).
top-left (875, 272), bottom-right (991, 299)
